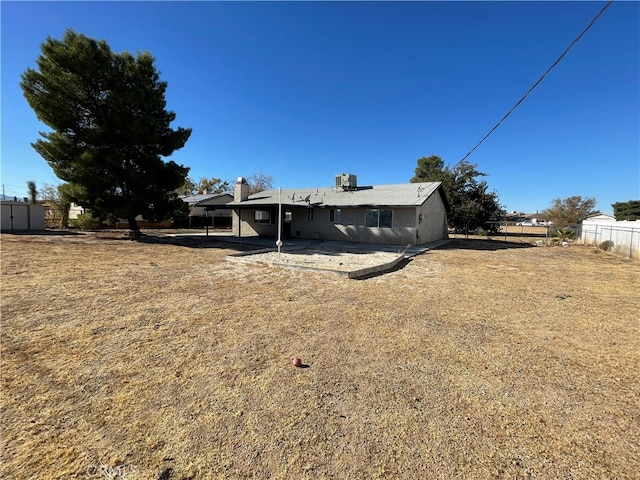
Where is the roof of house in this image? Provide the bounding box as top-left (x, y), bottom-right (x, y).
top-left (224, 182), bottom-right (450, 211)
top-left (195, 193), bottom-right (233, 206)
top-left (179, 193), bottom-right (232, 206)
top-left (583, 212), bottom-right (616, 222)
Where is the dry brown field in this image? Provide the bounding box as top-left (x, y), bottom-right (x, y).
top-left (1, 231), bottom-right (639, 479)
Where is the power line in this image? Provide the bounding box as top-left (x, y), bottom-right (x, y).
top-left (1, 183), bottom-right (28, 197)
top-left (457, 0), bottom-right (615, 166)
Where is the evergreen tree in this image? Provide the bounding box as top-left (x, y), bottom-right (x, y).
top-left (612, 200), bottom-right (640, 221)
top-left (20, 29), bottom-right (191, 234)
top-left (411, 156), bottom-right (503, 233)
top-left (197, 177), bottom-right (230, 195)
top-left (27, 181), bottom-right (37, 204)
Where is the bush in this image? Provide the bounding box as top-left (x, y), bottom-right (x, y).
top-left (69, 213), bottom-right (102, 230)
top-left (599, 240), bottom-right (614, 251)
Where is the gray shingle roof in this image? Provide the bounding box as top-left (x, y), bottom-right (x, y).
top-left (179, 193), bottom-right (232, 205)
top-left (194, 193), bottom-right (233, 206)
top-left (227, 182), bottom-right (448, 210)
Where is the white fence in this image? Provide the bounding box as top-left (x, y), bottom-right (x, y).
top-left (580, 220), bottom-right (640, 259)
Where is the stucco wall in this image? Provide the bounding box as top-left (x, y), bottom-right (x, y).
top-left (233, 209), bottom-right (277, 237)
top-left (287, 207), bottom-right (419, 244)
top-left (232, 192), bottom-right (449, 245)
top-left (416, 194), bottom-right (449, 244)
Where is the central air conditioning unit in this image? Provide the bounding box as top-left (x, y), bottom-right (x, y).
top-left (335, 173), bottom-right (357, 191)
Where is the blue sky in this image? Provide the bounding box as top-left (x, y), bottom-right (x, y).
top-left (1, 1), bottom-right (638, 214)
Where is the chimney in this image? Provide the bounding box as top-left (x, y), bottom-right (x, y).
top-left (234, 177), bottom-right (249, 202)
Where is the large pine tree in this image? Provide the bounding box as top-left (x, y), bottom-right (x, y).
top-left (612, 200), bottom-right (640, 221)
top-left (21, 29), bottom-right (192, 233)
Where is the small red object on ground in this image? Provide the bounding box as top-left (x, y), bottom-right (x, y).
top-left (293, 357), bottom-right (302, 367)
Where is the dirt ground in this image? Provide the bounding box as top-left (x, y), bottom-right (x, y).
top-left (1, 231), bottom-right (639, 479)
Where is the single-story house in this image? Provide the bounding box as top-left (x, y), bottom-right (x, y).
top-left (178, 193), bottom-right (233, 228)
top-left (1, 200), bottom-right (45, 231)
top-left (205, 175), bottom-right (450, 245)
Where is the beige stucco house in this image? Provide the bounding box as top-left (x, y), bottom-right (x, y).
top-left (209, 175), bottom-right (450, 245)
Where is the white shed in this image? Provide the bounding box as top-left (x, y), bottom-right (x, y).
top-left (1, 201), bottom-right (46, 231)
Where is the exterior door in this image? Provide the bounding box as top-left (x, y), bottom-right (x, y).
top-left (283, 210), bottom-right (292, 237)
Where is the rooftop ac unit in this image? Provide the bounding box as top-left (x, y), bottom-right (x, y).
top-left (335, 173), bottom-right (357, 190)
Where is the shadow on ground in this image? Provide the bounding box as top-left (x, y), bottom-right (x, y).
top-left (4, 230), bottom-right (538, 255)
top-left (439, 239), bottom-right (535, 251)
top-left (1, 229), bottom-right (85, 236)
top-left (133, 234), bottom-right (262, 252)
top-left (354, 258), bottom-right (414, 280)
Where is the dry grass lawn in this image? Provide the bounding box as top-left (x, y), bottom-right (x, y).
top-left (1, 232), bottom-right (639, 479)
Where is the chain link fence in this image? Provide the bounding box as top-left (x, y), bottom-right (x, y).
top-left (580, 221), bottom-right (640, 259)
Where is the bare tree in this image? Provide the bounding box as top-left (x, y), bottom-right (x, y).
top-left (39, 183), bottom-right (70, 228)
top-left (246, 172), bottom-right (274, 195)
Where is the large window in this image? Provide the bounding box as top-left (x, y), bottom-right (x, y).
top-left (365, 209), bottom-right (393, 228)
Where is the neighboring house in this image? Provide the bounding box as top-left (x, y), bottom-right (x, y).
top-left (65, 203), bottom-right (172, 229)
top-left (208, 175), bottom-right (450, 245)
top-left (0, 200), bottom-right (45, 231)
top-left (68, 203), bottom-right (86, 220)
top-left (65, 195), bottom-right (233, 229)
top-left (42, 201), bottom-right (70, 228)
top-left (507, 212), bottom-right (551, 226)
top-left (179, 193), bottom-right (233, 228)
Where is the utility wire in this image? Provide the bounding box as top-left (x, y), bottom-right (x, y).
top-left (457, 0), bottom-right (615, 166)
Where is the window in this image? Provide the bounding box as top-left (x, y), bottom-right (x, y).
top-left (365, 209), bottom-right (393, 228)
top-left (365, 209), bottom-right (378, 227)
top-left (379, 209), bottom-right (392, 228)
top-left (330, 208), bottom-right (342, 224)
top-left (254, 210), bottom-right (270, 223)
top-left (307, 208), bottom-right (314, 221)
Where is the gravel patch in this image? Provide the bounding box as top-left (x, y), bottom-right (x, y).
top-left (229, 249), bottom-right (403, 273)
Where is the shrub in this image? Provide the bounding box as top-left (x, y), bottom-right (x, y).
top-left (69, 213), bottom-right (102, 230)
top-left (599, 240), bottom-right (614, 251)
